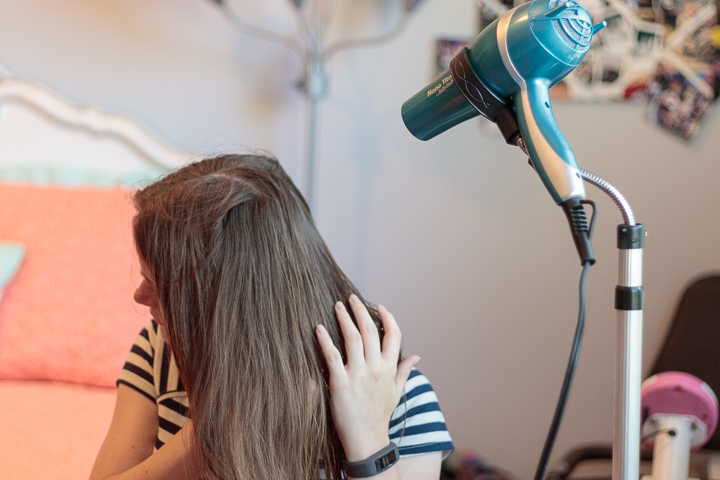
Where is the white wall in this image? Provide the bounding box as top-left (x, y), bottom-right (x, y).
top-left (1, 0), bottom-right (720, 477)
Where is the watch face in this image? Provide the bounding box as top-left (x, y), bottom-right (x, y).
top-left (375, 450), bottom-right (398, 472)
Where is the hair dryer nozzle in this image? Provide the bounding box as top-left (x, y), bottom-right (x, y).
top-left (401, 70), bottom-right (481, 141)
top-left (401, 48), bottom-right (510, 141)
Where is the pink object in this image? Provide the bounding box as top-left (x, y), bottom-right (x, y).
top-left (0, 380), bottom-right (116, 480)
top-left (641, 371), bottom-right (719, 451)
top-left (0, 183), bottom-right (151, 387)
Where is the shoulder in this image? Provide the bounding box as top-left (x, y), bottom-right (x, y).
top-left (389, 369), bottom-right (455, 458)
top-left (395, 369), bottom-right (443, 419)
top-left (403, 369), bottom-right (438, 407)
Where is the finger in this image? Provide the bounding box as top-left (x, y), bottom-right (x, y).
top-left (378, 305), bottom-right (402, 364)
top-left (334, 301), bottom-right (365, 368)
top-left (316, 324), bottom-right (347, 381)
top-left (395, 354), bottom-right (421, 396)
top-left (349, 294), bottom-right (381, 364)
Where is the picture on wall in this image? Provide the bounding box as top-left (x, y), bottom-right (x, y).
top-left (434, 38), bottom-right (471, 76)
top-left (646, 54), bottom-right (715, 141)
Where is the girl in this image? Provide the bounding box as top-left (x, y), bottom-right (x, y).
top-left (90, 154), bottom-right (453, 480)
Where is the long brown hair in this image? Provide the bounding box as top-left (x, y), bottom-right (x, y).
top-left (133, 154), bottom-right (383, 480)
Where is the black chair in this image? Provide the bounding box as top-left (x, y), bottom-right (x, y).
top-left (546, 274), bottom-right (720, 480)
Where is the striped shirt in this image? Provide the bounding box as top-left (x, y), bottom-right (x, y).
top-left (118, 320), bottom-right (454, 461)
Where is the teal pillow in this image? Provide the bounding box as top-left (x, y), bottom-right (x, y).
top-left (0, 242), bottom-right (26, 295)
top-left (0, 165), bottom-right (167, 188)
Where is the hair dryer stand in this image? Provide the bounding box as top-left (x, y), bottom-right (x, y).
top-left (397, 0), bottom-right (646, 473)
top-left (579, 171), bottom-right (645, 480)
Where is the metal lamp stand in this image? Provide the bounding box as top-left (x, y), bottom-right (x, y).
top-left (212, 0), bottom-right (421, 211)
top-left (580, 170), bottom-right (645, 480)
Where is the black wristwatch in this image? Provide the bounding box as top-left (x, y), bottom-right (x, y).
top-left (342, 442), bottom-right (399, 478)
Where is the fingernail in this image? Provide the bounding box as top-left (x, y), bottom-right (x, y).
top-left (349, 294), bottom-right (359, 303)
top-left (335, 301), bottom-right (346, 312)
top-left (317, 325), bottom-right (327, 335)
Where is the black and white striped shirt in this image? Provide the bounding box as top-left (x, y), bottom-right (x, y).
top-left (118, 320), bottom-right (454, 458)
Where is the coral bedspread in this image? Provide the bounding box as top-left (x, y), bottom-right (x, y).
top-left (0, 381), bottom-right (116, 479)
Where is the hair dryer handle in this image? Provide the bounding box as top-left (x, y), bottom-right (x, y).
top-left (514, 80), bottom-right (585, 204)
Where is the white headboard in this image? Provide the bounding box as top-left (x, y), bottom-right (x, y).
top-left (0, 75), bottom-right (197, 186)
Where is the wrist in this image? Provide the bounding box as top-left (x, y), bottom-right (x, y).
top-left (343, 435), bottom-right (391, 462)
top-left (343, 442), bottom-right (399, 478)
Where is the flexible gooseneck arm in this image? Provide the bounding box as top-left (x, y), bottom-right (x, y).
top-left (580, 170), bottom-right (643, 480)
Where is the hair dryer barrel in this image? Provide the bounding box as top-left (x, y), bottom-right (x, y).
top-left (401, 71), bottom-right (481, 141)
top-left (401, 18), bottom-right (513, 141)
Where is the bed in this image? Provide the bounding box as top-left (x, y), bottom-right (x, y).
top-left (0, 74), bottom-right (194, 479)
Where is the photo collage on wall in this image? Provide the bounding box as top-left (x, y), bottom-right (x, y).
top-left (435, 0), bottom-right (720, 142)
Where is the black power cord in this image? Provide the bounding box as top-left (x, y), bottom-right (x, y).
top-left (533, 261), bottom-right (592, 480)
top-left (533, 201), bottom-right (597, 480)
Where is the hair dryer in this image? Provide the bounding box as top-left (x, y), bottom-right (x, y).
top-left (402, 0), bottom-right (604, 264)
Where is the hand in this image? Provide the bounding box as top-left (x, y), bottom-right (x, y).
top-left (315, 295), bottom-right (420, 462)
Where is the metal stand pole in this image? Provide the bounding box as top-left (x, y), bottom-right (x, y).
top-left (579, 171), bottom-right (644, 480)
top-left (301, 49), bottom-right (327, 213)
top-left (614, 224), bottom-right (645, 480)
top-left (305, 92), bottom-right (321, 211)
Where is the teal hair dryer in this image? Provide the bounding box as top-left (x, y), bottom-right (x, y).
top-left (401, 0), bottom-right (604, 264)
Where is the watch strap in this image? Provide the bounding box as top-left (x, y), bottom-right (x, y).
top-left (342, 442), bottom-right (399, 478)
